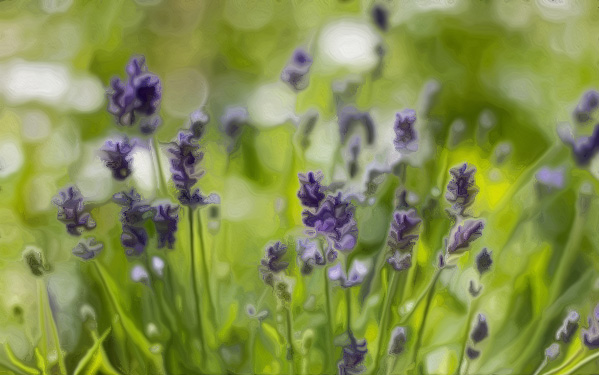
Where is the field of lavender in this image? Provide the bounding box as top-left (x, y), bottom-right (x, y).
top-left (2, 1), bottom-right (599, 374)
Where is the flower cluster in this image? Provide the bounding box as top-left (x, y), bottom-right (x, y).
top-left (100, 137), bottom-right (134, 181)
top-left (113, 189), bottom-right (154, 256)
top-left (153, 203), bottom-right (179, 249)
top-left (338, 332), bottom-right (368, 375)
top-left (447, 220), bottom-right (484, 255)
top-left (53, 186), bottom-right (96, 236)
top-left (446, 163), bottom-right (478, 217)
top-left (281, 48), bottom-right (313, 91)
top-left (386, 209), bottom-right (421, 272)
top-left (107, 56), bottom-right (162, 132)
top-left (393, 109), bottom-right (418, 152)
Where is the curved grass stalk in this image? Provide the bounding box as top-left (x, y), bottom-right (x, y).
top-left (39, 280), bottom-right (67, 375)
top-left (72, 328), bottom-right (113, 375)
top-left (455, 299), bottom-right (478, 375)
top-left (410, 269), bottom-right (443, 369)
top-left (3, 343), bottom-right (40, 375)
top-left (372, 271), bottom-right (400, 373)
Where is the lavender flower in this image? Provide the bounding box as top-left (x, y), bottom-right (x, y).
top-left (574, 89), bottom-right (599, 123)
top-left (388, 326), bottom-right (407, 355)
top-left (475, 248), bottom-right (493, 276)
top-left (466, 347), bottom-right (480, 360)
top-left (328, 260), bottom-right (369, 288)
top-left (447, 220), bottom-right (484, 254)
top-left (152, 203), bottom-right (179, 249)
top-left (562, 123), bottom-right (599, 165)
top-left (188, 109), bottom-right (210, 140)
top-left (53, 186), bottom-right (96, 236)
top-left (100, 137), bottom-right (134, 181)
top-left (545, 343), bottom-right (560, 361)
top-left (72, 237), bottom-right (104, 260)
top-left (582, 304), bottom-right (599, 349)
top-left (297, 171), bottom-right (325, 208)
top-left (387, 209), bottom-right (421, 253)
top-left (220, 106), bottom-right (249, 141)
top-left (470, 314), bottom-right (488, 343)
top-left (371, 4), bottom-right (389, 31)
top-left (296, 238), bottom-right (326, 275)
top-left (338, 332), bottom-right (368, 375)
top-left (302, 193), bottom-right (358, 251)
top-left (261, 242), bottom-right (289, 273)
top-left (338, 106), bottom-right (375, 145)
top-left (393, 109), bottom-right (418, 152)
top-left (446, 163), bottom-right (478, 216)
top-left (113, 189), bottom-right (154, 256)
top-left (556, 311), bottom-right (580, 343)
top-left (281, 48), bottom-right (313, 91)
top-left (107, 55), bottom-right (162, 130)
top-left (139, 115), bottom-right (161, 135)
top-left (535, 167), bottom-right (565, 191)
top-left (387, 252), bottom-right (412, 272)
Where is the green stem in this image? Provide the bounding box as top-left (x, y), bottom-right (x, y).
top-left (456, 300), bottom-right (477, 375)
top-left (188, 210), bottom-right (207, 360)
top-left (43, 284), bottom-right (66, 375)
top-left (373, 271), bottom-right (400, 373)
top-left (561, 350), bottom-right (599, 375)
top-left (400, 269), bottom-right (442, 325)
top-left (346, 287), bottom-right (352, 331)
top-left (196, 210), bottom-right (218, 323)
top-left (532, 358), bottom-right (548, 375)
top-left (37, 280), bottom-right (48, 374)
top-left (285, 307), bottom-right (296, 375)
top-left (411, 269), bottom-right (443, 367)
top-left (151, 137), bottom-right (168, 196)
top-left (324, 268), bottom-right (336, 372)
top-left (541, 348), bottom-right (583, 375)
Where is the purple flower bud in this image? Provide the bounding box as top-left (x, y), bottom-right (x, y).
top-left (121, 225), bottom-right (149, 256)
top-left (574, 90), bottom-right (599, 123)
top-left (393, 109), bottom-right (418, 152)
top-left (72, 237), bottom-right (103, 260)
top-left (446, 163), bottom-right (478, 216)
top-left (220, 106), bottom-right (249, 140)
top-left (338, 106), bottom-right (375, 145)
top-left (188, 109), bottom-right (210, 140)
top-left (388, 326), bottom-right (407, 355)
top-left (475, 248), bottom-right (493, 276)
top-left (582, 304), bottom-right (599, 350)
top-left (152, 203), bottom-right (179, 249)
top-left (328, 260), bottom-right (369, 288)
top-left (447, 220), bottom-right (484, 254)
top-left (281, 48), bottom-right (313, 91)
top-left (466, 347), bottom-right (480, 360)
top-left (371, 4), bottom-right (389, 31)
top-left (562, 123), bottom-right (599, 166)
top-left (387, 252), bottom-right (412, 272)
top-left (139, 115), bottom-right (161, 135)
top-left (535, 167), bottom-right (565, 190)
top-left (470, 314), bottom-right (488, 343)
top-left (387, 209), bottom-right (421, 253)
top-left (100, 137), bottom-right (134, 181)
top-left (107, 55), bottom-right (162, 129)
top-left (545, 343), bottom-right (560, 361)
top-left (53, 186), bottom-right (96, 236)
top-left (338, 331), bottom-right (368, 375)
top-left (302, 193), bottom-right (358, 251)
top-left (296, 238), bottom-right (326, 275)
top-left (556, 311), bottom-right (579, 343)
top-left (131, 264), bottom-right (149, 284)
top-left (297, 171), bottom-right (325, 208)
top-left (261, 241), bottom-right (289, 273)
top-left (113, 189), bottom-right (153, 256)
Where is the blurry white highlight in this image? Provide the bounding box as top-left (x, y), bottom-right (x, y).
top-left (319, 21), bottom-right (380, 72)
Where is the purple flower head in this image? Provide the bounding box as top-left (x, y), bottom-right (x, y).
top-left (556, 311), bottom-right (579, 343)
top-left (152, 203), bottom-right (179, 249)
top-left (72, 237), bottom-right (103, 261)
top-left (388, 326), bottom-right (407, 355)
top-left (297, 171), bottom-right (325, 209)
top-left (475, 248), bottom-right (493, 276)
top-left (372, 4), bottom-right (389, 31)
top-left (446, 163), bottom-right (478, 216)
top-left (168, 130), bottom-right (204, 191)
top-left (220, 106), bottom-right (249, 140)
top-left (296, 238), bottom-right (326, 275)
top-left (177, 189), bottom-right (219, 209)
top-left (387, 209), bottom-right (421, 253)
top-left (121, 226), bottom-right (149, 256)
top-left (338, 331), bottom-right (368, 375)
top-left (470, 314), bottom-right (488, 343)
top-left (281, 48), bottom-right (313, 91)
top-left (393, 109), bottom-right (418, 152)
top-left (338, 106), bottom-right (375, 145)
top-left (582, 304), bottom-right (599, 349)
top-left (53, 186), bottom-right (96, 236)
top-left (107, 55), bottom-right (162, 131)
top-left (545, 343), bottom-right (560, 361)
top-left (536, 167), bottom-right (565, 191)
top-left (100, 137), bottom-right (134, 181)
top-left (261, 241), bottom-right (289, 273)
top-left (113, 189), bottom-right (154, 256)
top-left (387, 252), bottom-right (412, 272)
top-left (447, 219), bottom-right (484, 254)
top-left (562, 124), bottom-right (599, 165)
top-left (328, 260), bottom-right (369, 288)
top-left (302, 193), bottom-right (358, 251)
top-left (466, 347), bottom-right (480, 360)
top-left (574, 89), bottom-right (599, 123)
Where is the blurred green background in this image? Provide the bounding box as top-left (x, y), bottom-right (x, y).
top-left (2, 0), bottom-right (599, 374)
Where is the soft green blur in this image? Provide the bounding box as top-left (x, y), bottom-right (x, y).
top-left (1, 0), bottom-right (599, 374)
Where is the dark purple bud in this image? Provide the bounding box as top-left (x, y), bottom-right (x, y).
top-left (393, 109), bottom-right (418, 152)
top-left (545, 343), bottom-right (560, 361)
top-left (582, 304), bottom-right (599, 349)
top-left (297, 171), bottom-right (325, 208)
top-left (437, 252), bottom-right (446, 268)
top-left (113, 189), bottom-right (153, 256)
top-left (328, 260), bottom-right (369, 288)
top-left (100, 137), bottom-right (133, 181)
top-left (302, 193), bottom-right (358, 251)
top-left (574, 90), bottom-right (599, 123)
top-left (387, 252), bottom-right (412, 272)
top-left (338, 106), bottom-right (375, 145)
top-left (338, 331), bottom-right (368, 375)
top-left (562, 123), bottom-right (599, 165)
top-left (556, 311), bottom-right (579, 343)
top-left (475, 248), bottom-right (493, 276)
top-left (446, 163), bottom-right (478, 216)
top-left (281, 48), bottom-right (313, 91)
top-left (220, 106), bottom-right (249, 140)
top-left (153, 203), bottom-right (179, 249)
top-left (470, 314), bottom-right (488, 343)
top-left (107, 55), bottom-right (162, 129)
top-left (387, 209), bottom-right (421, 253)
top-left (260, 241), bottom-right (289, 278)
top-left (72, 237), bottom-right (103, 260)
top-left (388, 326), bottom-right (407, 355)
top-left (53, 186), bottom-right (96, 236)
top-left (447, 220), bottom-right (484, 254)
top-left (121, 225), bottom-right (148, 256)
top-left (371, 4), bottom-right (389, 31)
top-left (469, 280), bottom-right (482, 297)
top-left (466, 347), bottom-right (480, 360)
